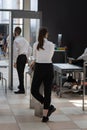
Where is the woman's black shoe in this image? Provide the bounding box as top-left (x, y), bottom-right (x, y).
top-left (42, 116), bottom-right (49, 122)
top-left (47, 105), bottom-right (56, 117)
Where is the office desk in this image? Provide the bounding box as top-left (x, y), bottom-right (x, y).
top-left (0, 60), bottom-right (9, 68)
top-left (53, 63), bottom-right (83, 97)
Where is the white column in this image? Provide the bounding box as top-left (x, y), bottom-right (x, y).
top-left (23, 0), bottom-right (30, 42)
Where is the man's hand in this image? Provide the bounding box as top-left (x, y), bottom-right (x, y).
top-left (14, 63), bottom-right (17, 68)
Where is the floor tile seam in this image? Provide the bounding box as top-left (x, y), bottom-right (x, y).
top-left (5, 94), bottom-right (22, 130)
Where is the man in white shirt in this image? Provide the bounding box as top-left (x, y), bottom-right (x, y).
top-left (13, 27), bottom-right (32, 94)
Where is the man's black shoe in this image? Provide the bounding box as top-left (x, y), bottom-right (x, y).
top-left (14, 90), bottom-right (25, 94)
top-left (47, 105), bottom-right (56, 117)
top-left (18, 86), bottom-right (20, 89)
top-left (42, 116), bottom-right (49, 122)
top-left (18, 86), bottom-right (24, 90)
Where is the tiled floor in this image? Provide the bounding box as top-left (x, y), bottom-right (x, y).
top-left (0, 59), bottom-right (87, 130)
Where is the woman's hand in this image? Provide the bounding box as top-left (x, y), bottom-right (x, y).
top-left (30, 61), bottom-right (35, 70)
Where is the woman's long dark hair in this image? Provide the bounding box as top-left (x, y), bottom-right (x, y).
top-left (37, 27), bottom-right (48, 50)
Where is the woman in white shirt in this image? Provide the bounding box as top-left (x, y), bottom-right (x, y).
top-left (30, 27), bottom-right (56, 122)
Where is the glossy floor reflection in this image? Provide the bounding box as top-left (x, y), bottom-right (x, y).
top-left (0, 60), bottom-right (87, 130)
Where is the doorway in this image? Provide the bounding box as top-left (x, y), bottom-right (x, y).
top-left (0, 9), bottom-right (42, 90)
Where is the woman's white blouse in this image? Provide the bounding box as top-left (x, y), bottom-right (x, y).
top-left (33, 38), bottom-right (55, 63)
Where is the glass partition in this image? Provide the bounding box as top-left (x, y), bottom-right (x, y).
top-left (0, 0), bottom-right (23, 23)
top-left (30, 19), bottom-right (40, 46)
top-left (0, 0), bottom-right (23, 9)
top-left (30, 0), bottom-right (38, 11)
top-left (12, 18), bottom-right (40, 46)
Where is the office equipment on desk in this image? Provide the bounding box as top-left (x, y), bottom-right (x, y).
top-left (52, 49), bottom-right (67, 63)
top-left (53, 63), bottom-right (83, 97)
top-left (58, 34), bottom-right (62, 47)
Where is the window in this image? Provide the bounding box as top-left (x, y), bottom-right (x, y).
top-left (30, 0), bottom-right (38, 11)
top-left (0, 0), bottom-right (23, 23)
